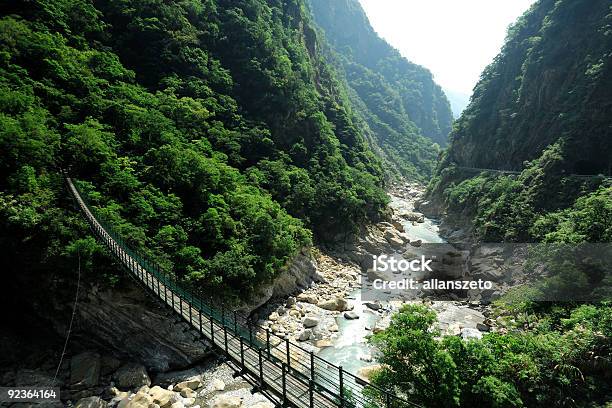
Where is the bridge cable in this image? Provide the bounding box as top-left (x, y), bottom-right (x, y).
top-left (51, 250), bottom-right (82, 386)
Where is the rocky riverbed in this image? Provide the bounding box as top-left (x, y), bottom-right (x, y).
top-left (252, 181), bottom-right (506, 380)
top-left (2, 352), bottom-right (276, 408)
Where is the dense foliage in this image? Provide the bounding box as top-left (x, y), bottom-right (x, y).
top-left (0, 0), bottom-right (392, 300)
top-left (428, 0), bottom-right (612, 243)
top-left (369, 2), bottom-right (612, 406)
top-left (432, 143), bottom-right (611, 242)
top-left (440, 0), bottom-right (611, 172)
top-left (371, 303), bottom-right (611, 408)
top-left (307, 0), bottom-right (453, 180)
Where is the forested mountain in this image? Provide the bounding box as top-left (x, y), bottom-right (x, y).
top-left (428, 0), bottom-right (612, 242)
top-left (367, 3), bottom-right (612, 406)
top-left (0, 0), bottom-right (392, 300)
top-left (307, 0), bottom-right (453, 180)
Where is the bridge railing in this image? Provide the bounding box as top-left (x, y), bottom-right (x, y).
top-left (68, 177), bottom-right (420, 408)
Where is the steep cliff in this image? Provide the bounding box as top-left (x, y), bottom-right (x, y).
top-left (307, 0), bottom-right (454, 180)
top-left (442, 0), bottom-right (611, 172)
top-left (427, 0), bottom-right (612, 242)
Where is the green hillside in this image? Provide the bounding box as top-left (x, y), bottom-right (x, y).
top-left (307, 0), bottom-right (453, 180)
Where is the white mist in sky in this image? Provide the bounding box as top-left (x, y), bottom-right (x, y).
top-left (358, 0), bottom-right (537, 114)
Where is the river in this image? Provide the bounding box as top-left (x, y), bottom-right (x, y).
top-left (317, 193), bottom-right (446, 374)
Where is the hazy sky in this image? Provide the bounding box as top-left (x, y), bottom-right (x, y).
top-left (358, 0), bottom-right (537, 97)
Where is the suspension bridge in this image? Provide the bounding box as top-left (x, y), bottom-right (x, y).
top-left (66, 176), bottom-right (420, 408)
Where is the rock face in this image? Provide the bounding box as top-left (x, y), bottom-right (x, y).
top-left (75, 396), bottom-right (108, 408)
top-left (432, 303), bottom-right (485, 336)
top-left (239, 248), bottom-right (321, 313)
top-left (71, 352), bottom-right (101, 389)
top-left (63, 284), bottom-right (211, 372)
top-left (113, 363), bottom-right (151, 390)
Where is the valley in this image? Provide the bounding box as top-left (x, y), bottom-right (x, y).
top-left (0, 0), bottom-right (610, 407)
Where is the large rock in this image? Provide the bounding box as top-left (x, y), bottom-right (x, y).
top-left (343, 311), bottom-right (359, 320)
top-left (148, 386), bottom-right (179, 408)
top-left (296, 293), bottom-right (318, 304)
top-left (210, 395), bottom-right (242, 408)
top-left (363, 301), bottom-right (382, 311)
top-left (476, 323), bottom-right (491, 332)
top-left (124, 391), bottom-right (154, 408)
top-left (356, 364), bottom-right (383, 382)
top-left (460, 328), bottom-right (483, 341)
top-left (409, 239), bottom-right (422, 247)
top-left (432, 303), bottom-right (485, 335)
top-left (384, 230), bottom-right (404, 248)
top-left (113, 363), bottom-right (151, 390)
top-left (180, 388), bottom-right (195, 398)
top-left (250, 403), bottom-right (274, 408)
top-left (298, 329), bottom-right (313, 341)
top-left (391, 220), bottom-right (405, 233)
top-left (402, 212), bottom-right (425, 223)
top-left (318, 297), bottom-right (351, 312)
top-left (70, 351), bottom-right (101, 388)
top-left (181, 398), bottom-right (195, 407)
top-left (314, 339), bottom-right (332, 348)
top-left (211, 379), bottom-right (225, 391)
top-left (302, 316), bottom-right (319, 328)
top-left (174, 378), bottom-right (202, 392)
top-left (75, 396), bottom-right (108, 408)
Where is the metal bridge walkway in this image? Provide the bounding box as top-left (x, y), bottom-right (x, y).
top-left (66, 177), bottom-right (419, 408)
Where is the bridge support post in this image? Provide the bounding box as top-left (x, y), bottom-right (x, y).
top-left (239, 337), bottom-right (245, 371)
top-left (258, 348), bottom-right (264, 388)
top-left (285, 338), bottom-right (290, 369)
top-left (248, 320), bottom-right (253, 345)
top-left (224, 325), bottom-right (228, 354)
top-left (156, 272), bottom-right (161, 296)
top-left (281, 363), bottom-right (287, 407)
top-left (310, 351), bottom-right (314, 381)
top-left (266, 329), bottom-right (271, 358)
top-left (339, 365), bottom-right (344, 407)
top-left (163, 274), bottom-right (168, 305)
top-left (210, 313), bottom-right (215, 344)
top-left (309, 379), bottom-right (314, 408)
top-left (233, 310), bottom-right (238, 333)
